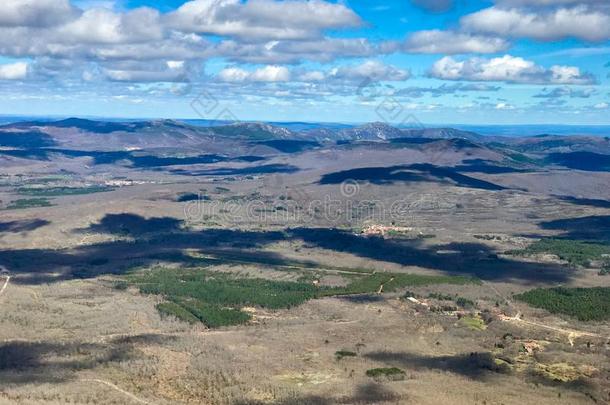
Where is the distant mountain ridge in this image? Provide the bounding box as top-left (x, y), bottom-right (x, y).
top-left (1, 117), bottom-right (610, 175)
top-left (0, 118), bottom-right (482, 144)
top-left (0, 118), bottom-right (609, 158)
top-left (209, 122), bottom-right (296, 140)
top-left (10, 117), bottom-right (196, 132)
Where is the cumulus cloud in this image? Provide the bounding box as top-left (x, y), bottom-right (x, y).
top-left (0, 0), bottom-right (378, 87)
top-left (217, 67), bottom-right (250, 82)
top-left (0, 0), bottom-right (79, 27)
top-left (104, 69), bottom-right (185, 82)
top-left (88, 34), bottom-right (212, 62)
top-left (495, 102), bottom-right (515, 110)
top-left (429, 55), bottom-right (596, 85)
top-left (0, 6), bottom-right (200, 61)
top-left (250, 65), bottom-right (291, 82)
top-left (326, 60), bottom-right (410, 82)
top-left (102, 60), bottom-right (191, 82)
top-left (533, 87), bottom-right (596, 98)
top-left (217, 61), bottom-right (409, 85)
top-left (403, 30), bottom-right (509, 54)
top-left (166, 0), bottom-right (362, 42)
top-left (218, 65), bottom-right (290, 82)
top-left (0, 61), bottom-right (28, 80)
top-left (462, 5), bottom-right (610, 41)
top-left (397, 83), bottom-right (500, 98)
top-left (57, 7), bottom-right (163, 44)
top-left (407, 1), bottom-right (610, 57)
top-left (216, 37), bottom-right (376, 64)
top-left (549, 65), bottom-right (596, 85)
top-left (0, 0), bottom-right (602, 116)
top-left (298, 70), bottom-right (326, 82)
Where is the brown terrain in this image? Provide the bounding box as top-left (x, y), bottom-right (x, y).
top-left (0, 119), bottom-right (609, 404)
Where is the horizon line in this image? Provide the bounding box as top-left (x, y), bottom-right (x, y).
top-left (2, 114), bottom-right (610, 129)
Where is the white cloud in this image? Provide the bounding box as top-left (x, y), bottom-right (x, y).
top-left (88, 34), bottom-right (212, 61)
top-left (540, 46), bottom-right (610, 58)
top-left (0, 6), bottom-right (195, 62)
top-left (0, 0), bottom-right (369, 79)
top-left (495, 102), bottom-right (515, 110)
top-left (298, 70), bottom-right (325, 82)
top-left (397, 83), bottom-right (500, 97)
top-left (549, 65), bottom-right (592, 85)
top-left (594, 102), bottom-right (609, 109)
top-left (82, 70), bottom-right (94, 81)
top-left (217, 65), bottom-right (290, 82)
top-left (103, 69), bottom-right (186, 82)
top-left (166, 0), bottom-right (362, 41)
top-left (217, 67), bottom-right (249, 82)
top-left (166, 61), bottom-right (185, 69)
top-left (462, 5), bottom-right (610, 41)
top-left (328, 60), bottom-right (410, 82)
top-left (430, 55), bottom-right (595, 85)
top-left (403, 30), bottom-right (509, 54)
top-left (0, 0), bottom-right (600, 116)
top-left (250, 65), bottom-right (290, 82)
top-left (57, 7), bottom-right (163, 44)
top-left (101, 60), bottom-right (192, 82)
top-left (216, 60), bottom-right (409, 86)
top-left (215, 37), bottom-right (376, 64)
top-left (0, 0), bottom-right (78, 27)
top-left (534, 87), bottom-right (596, 98)
top-left (0, 61), bottom-right (28, 80)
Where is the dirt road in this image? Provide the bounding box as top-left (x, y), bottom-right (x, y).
top-left (80, 379), bottom-right (152, 404)
top-left (0, 276), bottom-right (10, 299)
top-left (485, 281), bottom-right (606, 345)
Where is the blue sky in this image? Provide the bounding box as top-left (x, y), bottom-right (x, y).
top-left (0, 0), bottom-right (609, 124)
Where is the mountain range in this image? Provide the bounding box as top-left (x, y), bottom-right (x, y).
top-left (1, 118), bottom-right (609, 173)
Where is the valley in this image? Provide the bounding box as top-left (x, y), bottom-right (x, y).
top-left (0, 118), bottom-right (609, 404)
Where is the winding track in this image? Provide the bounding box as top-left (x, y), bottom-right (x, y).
top-left (0, 275), bottom-right (153, 404)
top-left (484, 281), bottom-right (606, 345)
top-left (80, 379), bottom-right (151, 404)
top-left (499, 313), bottom-right (604, 346)
top-left (0, 275), bottom-right (10, 299)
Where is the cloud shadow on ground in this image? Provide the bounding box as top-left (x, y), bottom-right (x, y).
top-left (0, 214), bottom-right (572, 285)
